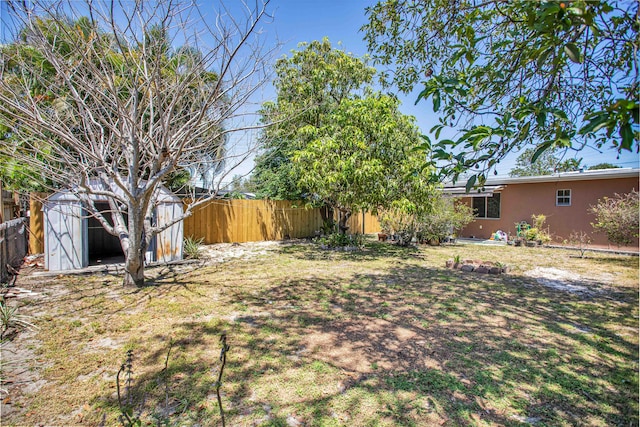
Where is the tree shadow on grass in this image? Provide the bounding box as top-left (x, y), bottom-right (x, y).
top-left (276, 239), bottom-right (421, 262)
top-left (233, 264), bottom-right (638, 426)
top-left (14, 248), bottom-right (638, 426)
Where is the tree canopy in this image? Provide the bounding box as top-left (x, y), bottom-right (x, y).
top-left (253, 39), bottom-right (434, 232)
top-left (252, 38), bottom-right (376, 201)
top-left (509, 148), bottom-right (582, 177)
top-left (589, 162), bottom-right (621, 170)
top-left (0, 0), bottom-right (273, 286)
top-left (363, 0), bottom-right (639, 187)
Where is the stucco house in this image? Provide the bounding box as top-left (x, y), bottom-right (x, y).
top-left (446, 168), bottom-right (639, 249)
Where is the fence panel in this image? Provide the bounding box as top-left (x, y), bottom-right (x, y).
top-left (29, 192), bottom-right (48, 254)
top-left (183, 199), bottom-right (381, 244)
top-left (0, 217), bottom-right (28, 284)
top-left (184, 199), bottom-right (330, 244)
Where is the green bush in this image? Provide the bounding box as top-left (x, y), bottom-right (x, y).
top-left (317, 233), bottom-right (364, 248)
top-left (416, 195), bottom-right (474, 244)
top-left (590, 191), bottom-right (639, 246)
top-left (379, 208), bottom-right (417, 246)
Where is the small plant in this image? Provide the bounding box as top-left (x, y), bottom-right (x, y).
top-left (117, 350), bottom-right (142, 427)
top-left (0, 300), bottom-right (36, 340)
top-left (183, 236), bottom-right (204, 259)
top-left (215, 333), bottom-right (231, 427)
top-left (453, 255), bottom-right (461, 264)
top-left (565, 231), bottom-right (592, 258)
top-left (523, 214), bottom-right (551, 244)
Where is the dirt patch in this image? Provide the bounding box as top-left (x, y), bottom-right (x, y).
top-left (302, 317), bottom-right (435, 374)
top-left (201, 240), bottom-right (292, 263)
top-left (524, 267), bottom-right (610, 295)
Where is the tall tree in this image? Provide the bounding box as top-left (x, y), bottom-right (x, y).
top-left (256, 39), bottom-right (434, 232)
top-left (509, 148), bottom-right (582, 177)
top-left (252, 38), bottom-right (376, 201)
top-left (292, 93), bottom-right (435, 233)
top-left (0, 0), bottom-right (274, 286)
top-left (363, 0), bottom-right (638, 187)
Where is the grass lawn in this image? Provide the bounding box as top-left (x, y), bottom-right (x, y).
top-left (2, 239), bottom-right (638, 426)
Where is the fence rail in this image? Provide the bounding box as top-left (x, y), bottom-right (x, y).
top-left (0, 217), bottom-right (28, 284)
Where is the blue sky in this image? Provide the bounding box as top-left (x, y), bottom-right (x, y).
top-left (1, 0), bottom-right (635, 179)
top-left (232, 0), bottom-right (638, 179)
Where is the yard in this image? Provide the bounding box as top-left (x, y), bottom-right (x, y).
top-left (2, 239), bottom-right (638, 426)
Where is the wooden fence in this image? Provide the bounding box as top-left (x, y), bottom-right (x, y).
top-left (28, 195), bottom-right (381, 251)
top-left (183, 199), bottom-right (381, 244)
top-left (29, 193), bottom-right (47, 254)
top-left (0, 218), bottom-right (28, 284)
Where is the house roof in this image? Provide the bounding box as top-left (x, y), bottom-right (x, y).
top-left (443, 168), bottom-right (639, 197)
top-left (481, 167), bottom-right (639, 185)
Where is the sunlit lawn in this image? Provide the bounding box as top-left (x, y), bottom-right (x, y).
top-left (3, 239), bottom-right (638, 426)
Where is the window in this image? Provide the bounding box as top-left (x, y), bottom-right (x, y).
top-left (556, 189), bottom-right (571, 206)
top-left (472, 193), bottom-right (500, 219)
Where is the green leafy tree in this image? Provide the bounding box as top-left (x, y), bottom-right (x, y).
top-left (293, 93), bottom-right (434, 233)
top-left (363, 0), bottom-right (638, 187)
top-left (590, 191), bottom-right (639, 245)
top-left (589, 162), bottom-right (621, 170)
top-left (0, 0), bottom-right (272, 286)
top-left (253, 38), bottom-right (376, 202)
top-left (257, 39), bottom-right (434, 232)
top-left (509, 148), bottom-right (582, 177)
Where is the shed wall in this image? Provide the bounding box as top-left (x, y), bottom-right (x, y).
top-left (44, 201), bottom-right (87, 270)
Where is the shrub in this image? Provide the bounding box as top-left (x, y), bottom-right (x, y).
top-left (523, 214), bottom-right (551, 244)
top-left (183, 236), bottom-right (204, 259)
top-left (564, 231), bottom-right (592, 258)
top-left (590, 191), bottom-right (639, 246)
top-left (317, 233), bottom-right (364, 249)
top-left (416, 196), bottom-right (474, 244)
top-left (379, 208), bottom-right (418, 246)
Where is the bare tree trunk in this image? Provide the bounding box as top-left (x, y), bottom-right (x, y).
top-left (337, 209), bottom-right (351, 235)
top-left (121, 203), bottom-right (148, 287)
top-left (319, 205), bottom-right (334, 233)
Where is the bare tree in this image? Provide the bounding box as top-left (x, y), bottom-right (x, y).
top-left (0, 0), bottom-right (275, 286)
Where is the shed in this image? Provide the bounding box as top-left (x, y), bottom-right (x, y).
top-left (43, 184), bottom-right (183, 271)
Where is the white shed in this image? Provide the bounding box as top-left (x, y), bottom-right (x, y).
top-left (43, 184), bottom-right (183, 271)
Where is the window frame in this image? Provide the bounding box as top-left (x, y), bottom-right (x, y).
top-left (556, 189), bottom-right (571, 206)
top-left (472, 193), bottom-right (501, 219)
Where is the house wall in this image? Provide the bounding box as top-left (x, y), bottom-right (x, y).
top-left (459, 176), bottom-right (639, 248)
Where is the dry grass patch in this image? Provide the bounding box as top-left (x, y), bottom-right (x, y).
top-left (1, 240), bottom-right (637, 426)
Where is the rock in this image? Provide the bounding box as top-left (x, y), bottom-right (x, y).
top-left (445, 260), bottom-right (454, 268)
top-left (475, 266), bottom-right (489, 274)
top-left (489, 267), bottom-right (502, 275)
top-left (286, 415), bottom-right (303, 426)
top-left (460, 264), bottom-right (475, 272)
top-left (501, 266), bottom-right (510, 274)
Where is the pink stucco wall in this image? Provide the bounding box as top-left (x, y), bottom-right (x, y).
top-left (459, 177), bottom-right (639, 248)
